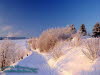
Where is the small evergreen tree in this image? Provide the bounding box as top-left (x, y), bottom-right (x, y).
top-left (92, 23), bottom-right (100, 37)
top-left (69, 24), bottom-right (77, 34)
top-left (79, 24), bottom-right (87, 36)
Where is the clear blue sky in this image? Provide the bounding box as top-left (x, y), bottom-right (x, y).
top-left (0, 0), bottom-right (100, 37)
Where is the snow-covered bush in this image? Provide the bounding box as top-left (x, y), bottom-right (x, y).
top-left (28, 38), bottom-right (38, 50)
top-left (51, 33), bottom-right (82, 60)
top-left (82, 38), bottom-right (100, 61)
top-left (50, 41), bottom-right (66, 60)
top-left (37, 25), bottom-right (76, 52)
top-left (71, 33), bottom-right (82, 47)
top-left (0, 39), bottom-right (27, 71)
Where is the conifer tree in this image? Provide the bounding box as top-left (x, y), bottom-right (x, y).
top-left (79, 24), bottom-right (87, 36)
top-left (92, 23), bottom-right (100, 37)
top-left (70, 24), bottom-right (77, 34)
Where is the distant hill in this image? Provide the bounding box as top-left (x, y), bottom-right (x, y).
top-left (0, 37), bottom-right (27, 40)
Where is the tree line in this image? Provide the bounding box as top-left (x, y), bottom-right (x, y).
top-left (71, 23), bottom-right (100, 37)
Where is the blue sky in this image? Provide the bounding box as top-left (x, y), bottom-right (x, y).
top-left (0, 0), bottom-right (100, 37)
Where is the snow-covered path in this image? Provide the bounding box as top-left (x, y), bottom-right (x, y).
top-left (2, 51), bottom-right (57, 75)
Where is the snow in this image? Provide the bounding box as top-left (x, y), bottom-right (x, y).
top-left (0, 51), bottom-right (57, 75)
top-left (0, 39), bottom-right (57, 75)
top-left (0, 39), bottom-right (28, 50)
top-left (0, 38), bottom-right (100, 75)
top-left (46, 38), bottom-right (100, 75)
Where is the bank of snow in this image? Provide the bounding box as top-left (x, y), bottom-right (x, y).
top-left (1, 51), bottom-right (57, 75)
top-left (46, 38), bottom-right (100, 75)
top-left (1, 38), bottom-right (100, 75)
top-left (0, 39), bottom-right (57, 75)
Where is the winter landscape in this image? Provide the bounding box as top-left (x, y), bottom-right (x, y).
top-left (0, 0), bottom-right (100, 75)
top-left (0, 23), bottom-right (100, 75)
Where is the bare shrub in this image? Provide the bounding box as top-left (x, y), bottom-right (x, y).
top-left (28, 38), bottom-right (38, 50)
top-left (50, 41), bottom-right (65, 60)
top-left (82, 38), bottom-right (100, 61)
top-left (52, 49), bottom-right (64, 60)
top-left (0, 39), bottom-right (27, 71)
top-left (17, 47), bottom-right (29, 60)
top-left (70, 33), bottom-right (82, 47)
top-left (38, 26), bottom-right (76, 52)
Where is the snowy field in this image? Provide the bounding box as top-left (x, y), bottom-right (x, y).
top-left (1, 52), bottom-right (58, 75)
top-left (0, 39), bottom-right (58, 75)
top-left (0, 38), bottom-right (100, 75)
top-left (0, 39), bottom-right (28, 50)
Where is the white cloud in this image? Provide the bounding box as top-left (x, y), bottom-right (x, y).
top-left (0, 25), bottom-right (24, 37)
top-left (1, 25), bottom-right (12, 31)
top-left (7, 31), bottom-right (22, 37)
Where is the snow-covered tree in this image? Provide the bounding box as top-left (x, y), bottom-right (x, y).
top-left (79, 24), bottom-right (87, 36)
top-left (37, 25), bottom-right (77, 52)
top-left (0, 39), bottom-right (27, 71)
top-left (69, 24), bottom-right (77, 34)
top-left (28, 38), bottom-right (38, 50)
top-left (92, 23), bottom-right (100, 37)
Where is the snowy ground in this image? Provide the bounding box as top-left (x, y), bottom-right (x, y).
top-left (0, 51), bottom-right (57, 75)
top-left (0, 39), bottom-right (28, 50)
top-left (53, 47), bottom-right (100, 75)
top-left (0, 39), bottom-right (58, 75)
top-left (0, 38), bottom-right (100, 75)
